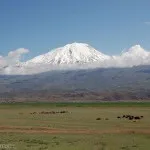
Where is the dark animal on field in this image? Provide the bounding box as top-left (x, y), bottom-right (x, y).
top-left (126, 115), bottom-right (131, 118)
top-left (119, 114), bottom-right (144, 121)
top-left (96, 118), bottom-right (101, 120)
top-left (38, 110), bottom-right (69, 115)
top-left (134, 116), bottom-right (141, 120)
top-left (129, 117), bottom-right (133, 120)
top-left (60, 111), bottom-right (68, 113)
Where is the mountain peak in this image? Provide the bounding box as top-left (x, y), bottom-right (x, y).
top-left (65, 42), bottom-right (88, 47)
top-left (26, 43), bottom-right (110, 65)
top-left (59, 42), bottom-right (90, 53)
top-left (60, 42), bottom-right (94, 54)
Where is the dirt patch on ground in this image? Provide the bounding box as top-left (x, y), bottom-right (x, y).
top-left (0, 126), bottom-right (150, 135)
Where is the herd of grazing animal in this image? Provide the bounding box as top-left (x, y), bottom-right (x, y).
top-left (96, 114), bottom-right (144, 121)
top-left (30, 110), bottom-right (69, 115)
top-left (29, 111), bottom-right (144, 121)
top-left (117, 114), bottom-right (144, 121)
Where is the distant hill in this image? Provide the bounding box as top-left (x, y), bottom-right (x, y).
top-left (1, 65), bottom-right (150, 102)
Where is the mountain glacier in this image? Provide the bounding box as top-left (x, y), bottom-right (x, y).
top-left (0, 43), bottom-right (150, 75)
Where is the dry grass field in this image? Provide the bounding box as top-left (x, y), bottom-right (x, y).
top-left (0, 102), bottom-right (150, 150)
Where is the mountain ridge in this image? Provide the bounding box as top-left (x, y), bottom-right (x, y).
top-left (1, 65), bottom-right (150, 102)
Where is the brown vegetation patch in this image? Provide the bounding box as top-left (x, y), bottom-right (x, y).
top-left (0, 126), bottom-right (150, 135)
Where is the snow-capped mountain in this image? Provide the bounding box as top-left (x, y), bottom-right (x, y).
top-left (26, 43), bottom-right (110, 65)
top-left (1, 43), bottom-right (150, 75)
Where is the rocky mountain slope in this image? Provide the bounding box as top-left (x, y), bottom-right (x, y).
top-left (0, 65), bottom-right (150, 102)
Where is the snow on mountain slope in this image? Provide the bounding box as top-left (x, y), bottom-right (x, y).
top-left (26, 43), bottom-right (110, 65)
top-left (1, 43), bottom-right (150, 75)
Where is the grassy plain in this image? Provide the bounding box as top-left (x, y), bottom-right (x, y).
top-left (0, 102), bottom-right (150, 150)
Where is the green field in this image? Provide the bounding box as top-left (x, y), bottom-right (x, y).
top-left (0, 102), bottom-right (150, 150)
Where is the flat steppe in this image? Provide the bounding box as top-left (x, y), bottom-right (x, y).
top-left (0, 102), bottom-right (150, 150)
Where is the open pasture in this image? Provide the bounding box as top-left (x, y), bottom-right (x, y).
top-left (0, 102), bottom-right (150, 150)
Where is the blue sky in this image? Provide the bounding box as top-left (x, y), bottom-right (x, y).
top-left (0, 0), bottom-right (150, 59)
